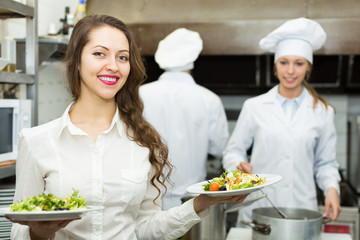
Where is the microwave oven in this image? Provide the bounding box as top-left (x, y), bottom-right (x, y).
top-left (0, 99), bottom-right (32, 162)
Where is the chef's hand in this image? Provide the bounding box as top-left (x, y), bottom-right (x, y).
top-left (193, 193), bottom-right (249, 214)
top-left (323, 187), bottom-right (341, 221)
top-left (237, 161), bottom-right (253, 174)
top-left (6, 217), bottom-right (79, 239)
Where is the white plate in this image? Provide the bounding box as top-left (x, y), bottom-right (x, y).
top-left (186, 174), bottom-right (282, 197)
top-left (0, 205), bottom-right (104, 221)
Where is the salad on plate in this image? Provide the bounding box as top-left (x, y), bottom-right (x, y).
top-left (202, 170), bottom-right (266, 192)
top-left (10, 189), bottom-right (88, 212)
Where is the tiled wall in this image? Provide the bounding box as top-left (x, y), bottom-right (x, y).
top-left (220, 94), bottom-right (349, 171)
top-left (38, 62), bottom-right (72, 125)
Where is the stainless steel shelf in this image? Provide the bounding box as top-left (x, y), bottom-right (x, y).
top-left (17, 36), bottom-right (68, 69)
top-left (0, 0), bottom-right (37, 179)
top-left (0, 0), bottom-right (34, 18)
top-left (0, 0), bottom-right (38, 125)
top-left (0, 71), bottom-right (35, 84)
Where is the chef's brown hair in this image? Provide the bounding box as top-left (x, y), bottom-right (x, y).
top-left (64, 14), bottom-right (172, 203)
top-left (303, 65), bottom-right (335, 111)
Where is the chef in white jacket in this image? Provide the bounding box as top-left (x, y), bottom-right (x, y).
top-left (222, 18), bottom-right (341, 224)
top-left (140, 28), bottom-right (229, 210)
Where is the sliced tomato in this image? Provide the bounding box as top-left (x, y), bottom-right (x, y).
top-left (209, 182), bottom-right (221, 191)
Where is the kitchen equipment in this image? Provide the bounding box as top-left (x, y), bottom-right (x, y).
top-left (260, 189), bottom-right (288, 219)
top-left (241, 207), bottom-right (332, 240)
top-left (182, 194), bottom-right (226, 240)
top-left (181, 194), bottom-right (265, 240)
top-left (0, 99), bottom-right (32, 163)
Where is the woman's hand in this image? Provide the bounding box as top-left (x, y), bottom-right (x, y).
top-left (323, 187), bottom-right (341, 221)
top-left (6, 217), bottom-right (79, 240)
top-left (193, 194), bottom-right (248, 214)
top-left (237, 162), bottom-right (253, 174)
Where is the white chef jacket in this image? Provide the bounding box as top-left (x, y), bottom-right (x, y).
top-left (11, 103), bottom-right (208, 240)
top-left (222, 85), bottom-right (340, 223)
top-left (140, 72), bottom-right (229, 210)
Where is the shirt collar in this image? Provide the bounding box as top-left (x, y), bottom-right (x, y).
top-left (276, 86), bottom-right (306, 107)
top-left (113, 107), bottom-right (124, 137)
top-left (56, 102), bottom-right (124, 138)
top-left (158, 71), bottom-right (196, 84)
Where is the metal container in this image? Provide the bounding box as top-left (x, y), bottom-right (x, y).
top-left (241, 207), bottom-right (331, 240)
top-left (181, 194), bottom-right (266, 240)
top-left (181, 195), bottom-right (226, 240)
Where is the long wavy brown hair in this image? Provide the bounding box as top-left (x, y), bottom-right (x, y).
top-left (64, 14), bottom-right (172, 202)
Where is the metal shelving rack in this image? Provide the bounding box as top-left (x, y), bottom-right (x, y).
top-left (0, 0), bottom-right (38, 179)
top-left (0, 0), bottom-right (38, 124)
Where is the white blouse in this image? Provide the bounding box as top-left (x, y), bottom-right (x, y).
top-left (11, 104), bottom-right (206, 240)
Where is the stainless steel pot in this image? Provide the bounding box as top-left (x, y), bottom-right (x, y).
top-left (241, 207), bottom-right (332, 240)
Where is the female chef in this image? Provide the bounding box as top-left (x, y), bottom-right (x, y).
top-left (222, 17), bottom-right (341, 224)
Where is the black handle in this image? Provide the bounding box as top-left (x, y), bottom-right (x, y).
top-left (322, 216), bottom-right (332, 224)
top-left (240, 220), bottom-right (271, 235)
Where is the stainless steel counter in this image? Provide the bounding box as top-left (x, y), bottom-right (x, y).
top-left (226, 228), bottom-right (352, 240)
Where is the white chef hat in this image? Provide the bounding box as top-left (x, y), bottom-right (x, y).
top-left (259, 17), bottom-right (326, 64)
top-left (155, 28), bottom-right (203, 71)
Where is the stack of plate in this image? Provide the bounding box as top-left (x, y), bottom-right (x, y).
top-left (0, 184), bottom-right (15, 240)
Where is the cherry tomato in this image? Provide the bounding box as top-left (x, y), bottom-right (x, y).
top-left (209, 182), bottom-right (220, 191)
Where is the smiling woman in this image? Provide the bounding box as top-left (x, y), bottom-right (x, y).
top-left (275, 56), bottom-right (311, 99)
top-left (9, 15), bottom-right (248, 240)
top-left (222, 17), bottom-right (342, 228)
top-left (78, 25), bottom-right (130, 103)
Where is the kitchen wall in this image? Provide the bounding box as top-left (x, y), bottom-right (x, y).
top-left (87, 0), bottom-right (360, 55)
top-left (87, 0), bottom-right (360, 23)
top-left (37, 62), bottom-right (72, 125)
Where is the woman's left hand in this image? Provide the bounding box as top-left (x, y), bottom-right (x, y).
top-left (323, 187), bottom-right (341, 221)
top-left (193, 194), bottom-right (248, 214)
top-left (5, 217), bottom-right (80, 239)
